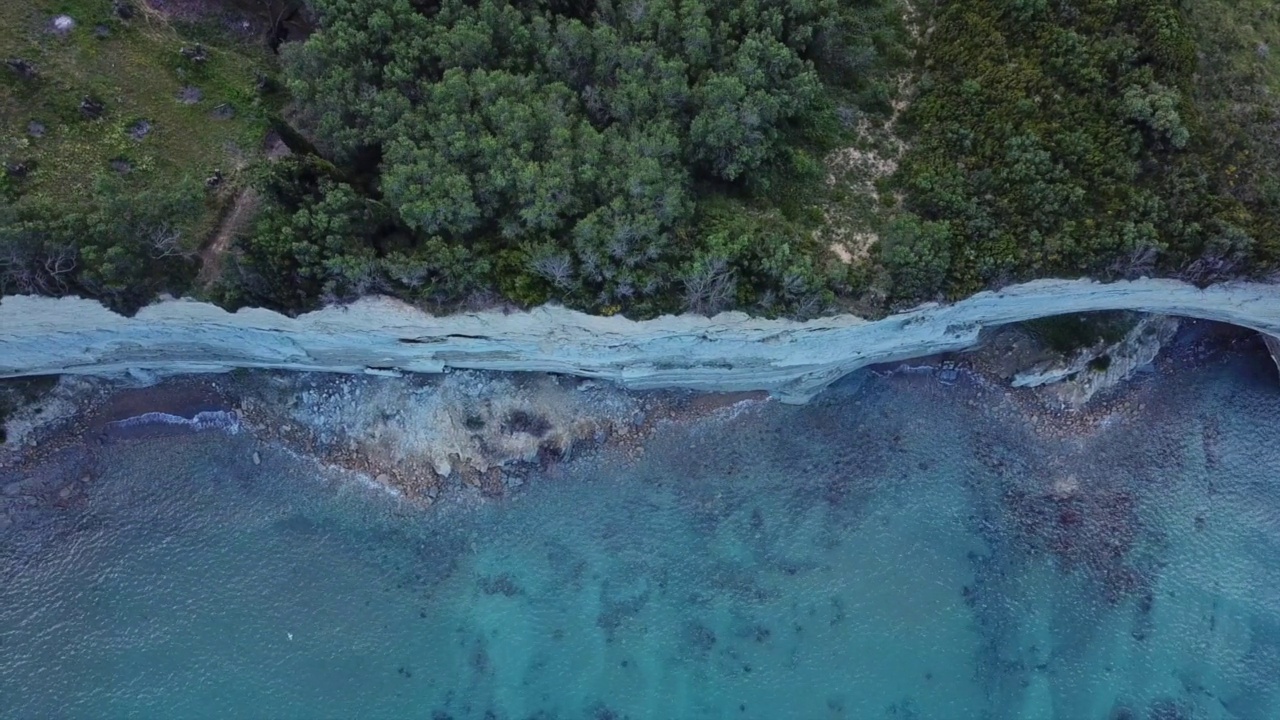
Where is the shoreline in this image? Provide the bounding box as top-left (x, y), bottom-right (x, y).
top-left (1, 277), bottom-right (1279, 403)
top-left (2, 319), bottom-right (1268, 511)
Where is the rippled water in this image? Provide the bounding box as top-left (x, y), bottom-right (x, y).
top-left (4, 355), bottom-right (1280, 719)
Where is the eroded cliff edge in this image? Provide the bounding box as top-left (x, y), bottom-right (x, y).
top-left (2, 278), bottom-right (1279, 402)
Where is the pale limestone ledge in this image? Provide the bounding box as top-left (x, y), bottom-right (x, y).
top-left (1, 277), bottom-right (1278, 403)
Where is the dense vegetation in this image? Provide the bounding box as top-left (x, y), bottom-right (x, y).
top-left (1186, 0), bottom-right (1280, 272)
top-left (2, 0), bottom-right (1278, 317)
top-left (883, 0), bottom-right (1280, 302)
top-left (218, 0), bottom-right (907, 315)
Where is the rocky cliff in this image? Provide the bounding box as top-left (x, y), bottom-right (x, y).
top-left (1, 278), bottom-right (1278, 402)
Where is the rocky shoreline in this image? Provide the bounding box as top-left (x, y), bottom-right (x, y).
top-left (3, 278), bottom-right (1279, 517)
top-left (1, 317), bottom-right (1268, 519)
top-left (0, 368), bottom-right (772, 507)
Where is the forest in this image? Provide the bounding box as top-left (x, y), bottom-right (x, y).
top-left (1, 0), bottom-right (1277, 316)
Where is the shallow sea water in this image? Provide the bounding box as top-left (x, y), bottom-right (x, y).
top-left (3, 355), bottom-right (1280, 719)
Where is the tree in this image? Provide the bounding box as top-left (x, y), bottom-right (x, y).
top-left (879, 215), bottom-right (953, 301)
top-left (272, 0), bottom-right (862, 314)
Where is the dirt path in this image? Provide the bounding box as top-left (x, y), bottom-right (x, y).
top-left (197, 187), bottom-right (260, 286)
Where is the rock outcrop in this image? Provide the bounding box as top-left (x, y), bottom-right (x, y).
top-left (1, 278), bottom-right (1279, 402)
top-left (1263, 333), bottom-right (1280, 380)
top-left (1012, 314), bottom-right (1181, 407)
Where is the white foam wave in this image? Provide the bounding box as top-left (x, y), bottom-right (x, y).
top-left (107, 410), bottom-right (241, 434)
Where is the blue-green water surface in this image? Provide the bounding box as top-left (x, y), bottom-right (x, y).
top-left (3, 356), bottom-right (1280, 719)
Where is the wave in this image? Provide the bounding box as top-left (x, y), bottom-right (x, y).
top-left (105, 410), bottom-right (241, 435)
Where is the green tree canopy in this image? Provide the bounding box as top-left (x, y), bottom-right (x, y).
top-left (270, 0), bottom-right (873, 312)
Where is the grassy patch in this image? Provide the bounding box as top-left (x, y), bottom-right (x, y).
top-left (0, 0), bottom-right (276, 245)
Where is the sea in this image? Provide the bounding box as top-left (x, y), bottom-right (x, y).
top-left (2, 350), bottom-right (1280, 719)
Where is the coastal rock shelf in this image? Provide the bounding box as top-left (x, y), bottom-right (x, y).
top-left (2, 278), bottom-right (1279, 402)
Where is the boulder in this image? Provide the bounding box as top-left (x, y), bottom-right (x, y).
top-left (128, 119), bottom-right (151, 140)
top-left (5, 58), bottom-right (38, 80)
top-left (179, 45), bottom-right (208, 63)
top-left (176, 86), bottom-right (203, 105)
top-left (79, 96), bottom-right (105, 119)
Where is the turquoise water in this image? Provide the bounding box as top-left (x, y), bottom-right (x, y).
top-left (4, 356), bottom-right (1280, 719)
